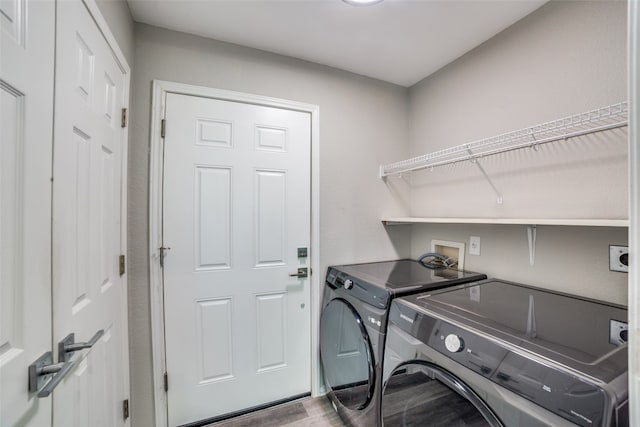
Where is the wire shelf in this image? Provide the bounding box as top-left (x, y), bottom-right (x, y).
top-left (380, 102), bottom-right (629, 178)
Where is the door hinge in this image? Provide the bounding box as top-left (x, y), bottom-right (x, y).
top-left (121, 108), bottom-right (128, 128)
top-left (161, 119), bottom-right (166, 138)
top-left (122, 399), bottom-right (130, 420)
top-left (159, 246), bottom-right (171, 268)
top-left (119, 255), bottom-right (126, 276)
top-left (164, 372), bottom-right (168, 392)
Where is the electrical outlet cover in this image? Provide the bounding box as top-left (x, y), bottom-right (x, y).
top-left (609, 319), bottom-right (628, 346)
top-left (609, 245), bottom-right (629, 273)
top-left (469, 236), bottom-right (481, 256)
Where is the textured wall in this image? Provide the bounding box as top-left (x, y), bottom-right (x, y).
top-left (402, 1), bottom-right (628, 303)
top-left (128, 23), bottom-right (410, 426)
top-left (95, 0), bottom-right (135, 66)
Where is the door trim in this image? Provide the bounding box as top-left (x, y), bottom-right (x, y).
top-left (627, 1), bottom-right (638, 425)
top-left (148, 80), bottom-right (320, 427)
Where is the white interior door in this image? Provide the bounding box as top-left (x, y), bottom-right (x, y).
top-left (0, 1), bottom-right (55, 425)
top-left (163, 93), bottom-right (312, 425)
top-left (51, 1), bottom-right (129, 425)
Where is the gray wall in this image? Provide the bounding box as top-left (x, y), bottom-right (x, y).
top-left (402, 1), bottom-right (628, 303)
top-left (95, 0), bottom-right (135, 66)
top-left (128, 23), bottom-right (410, 425)
top-left (98, 1), bottom-right (629, 424)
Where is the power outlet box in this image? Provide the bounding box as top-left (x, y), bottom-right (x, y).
top-left (609, 245), bottom-right (629, 273)
top-left (609, 319), bottom-right (628, 346)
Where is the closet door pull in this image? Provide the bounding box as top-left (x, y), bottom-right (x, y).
top-left (28, 351), bottom-right (75, 398)
top-left (58, 329), bottom-right (104, 362)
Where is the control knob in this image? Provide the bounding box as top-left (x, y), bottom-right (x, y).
top-left (445, 334), bottom-right (464, 353)
top-left (343, 279), bottom-right (354, 290)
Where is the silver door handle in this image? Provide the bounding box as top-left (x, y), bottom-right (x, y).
top-left (58, 329), bottom-right (104, 363)
top-left (28, 351), bottom-right (75, 398)
top-left (289, 268), bottom-right (308, 278)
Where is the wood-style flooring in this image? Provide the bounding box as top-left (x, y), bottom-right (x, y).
top-left (205, 396), bottom-right (346, 427)
top-left (204, 373), bottom-right (485, 426)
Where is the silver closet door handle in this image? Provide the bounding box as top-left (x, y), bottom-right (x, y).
top-left (289, 268), bottom-right (308, 278)
top-left (58, 329), bottom-right (104, 362)
top-left (28, 351), bottom-right (76, 398)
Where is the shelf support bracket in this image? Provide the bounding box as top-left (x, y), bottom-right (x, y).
top-left (527, 225), bottom-right (537, 266)
top-left (379, 165), bottom-right (386, 180)
top-left (467, 148), bottom-right (503, 204)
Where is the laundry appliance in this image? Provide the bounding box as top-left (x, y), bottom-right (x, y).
top-left (383, 279), bottom-right (628, 427)
top-left (319, 259), bottom-right (487, 426)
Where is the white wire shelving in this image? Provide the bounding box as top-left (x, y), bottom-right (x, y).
top-left (380, 102), bottom-right (629, 179)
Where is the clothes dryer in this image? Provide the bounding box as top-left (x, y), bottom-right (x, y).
top-left (319, 259), bottom-right (487, 426)
top-left (382, 279), bottom-right (628, 427)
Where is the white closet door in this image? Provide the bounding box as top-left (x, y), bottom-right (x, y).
top-left (0, 1), bottom-right (55, 425)
top-left (163, 93), bottom-right (312, 425)
top-left (51, 1), bottom-right (129, 425)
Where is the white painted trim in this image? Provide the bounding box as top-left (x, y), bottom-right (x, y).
top-left (627, 1), bottom-right (639, 425)
top-left (82, 0), bottom-right (131, 75)
top-left (80, 1), bottom-right (132, 425)
top-left (381, 217), bottom-right (630, 227)
top-left (149, 82), bottom-right (168, 427)
top-left (148, 80), bottom-right (321, 426)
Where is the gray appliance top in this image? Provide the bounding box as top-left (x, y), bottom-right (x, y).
top-left (325, 259), bottom-right (487, 309)
top-left (399, 278), bottom-right (628, 383)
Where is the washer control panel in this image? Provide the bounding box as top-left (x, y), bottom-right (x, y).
top-left (325, 267), bottom-right (390, 309)
top-left (444, 334), bottom-right (464, 353)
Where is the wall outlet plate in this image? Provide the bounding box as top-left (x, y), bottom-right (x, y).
top-left (469, 236), bottom-right (481, 256)
top-left (609, 319), bottom-right (628, 346)
top-left (609, 245), bottom-right (629, 273)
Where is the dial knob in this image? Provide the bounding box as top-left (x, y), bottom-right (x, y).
top-left (445, 334), bottom-right (464, 353)
top-left (343, 279), bottom-right (354, 290)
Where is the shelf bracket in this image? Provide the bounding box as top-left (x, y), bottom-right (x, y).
top-left (467, 148), bottom-right (503, 204)
top-left (527, 225), bottom-right (537, 266)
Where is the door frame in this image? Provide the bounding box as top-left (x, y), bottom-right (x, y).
top-left (148, 80), bottom-right (320, 427)
top-left (628, 1), bottom-right (639, 425)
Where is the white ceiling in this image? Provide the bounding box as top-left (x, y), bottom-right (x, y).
top-left (127, 0), bottom-right (547, 87)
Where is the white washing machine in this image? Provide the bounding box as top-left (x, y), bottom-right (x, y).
top-left (382, 279), bottom-right (628, 427)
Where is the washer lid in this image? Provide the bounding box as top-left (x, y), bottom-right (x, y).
top-left (404, 279), bottom-right (628, 382)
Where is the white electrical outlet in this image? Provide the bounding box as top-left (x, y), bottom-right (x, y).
top-left (469, 236), bottom-right (481, 256)
top-left (609, 319), bottom-right (628, 346)
top-left (609, 245), bottom-right (629, 273)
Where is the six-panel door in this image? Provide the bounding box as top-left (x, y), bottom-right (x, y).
top-left (52, 1), bottom-right (129, 425)
top-left (163, 93), bottom-right (312, 425)
top-left (0, 1), bottom-right (55, 425)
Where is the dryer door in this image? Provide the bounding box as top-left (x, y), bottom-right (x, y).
top-left (382, 362), bottom-right (503, 426)
top-left (320, 298), bottom-right (375, 410)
